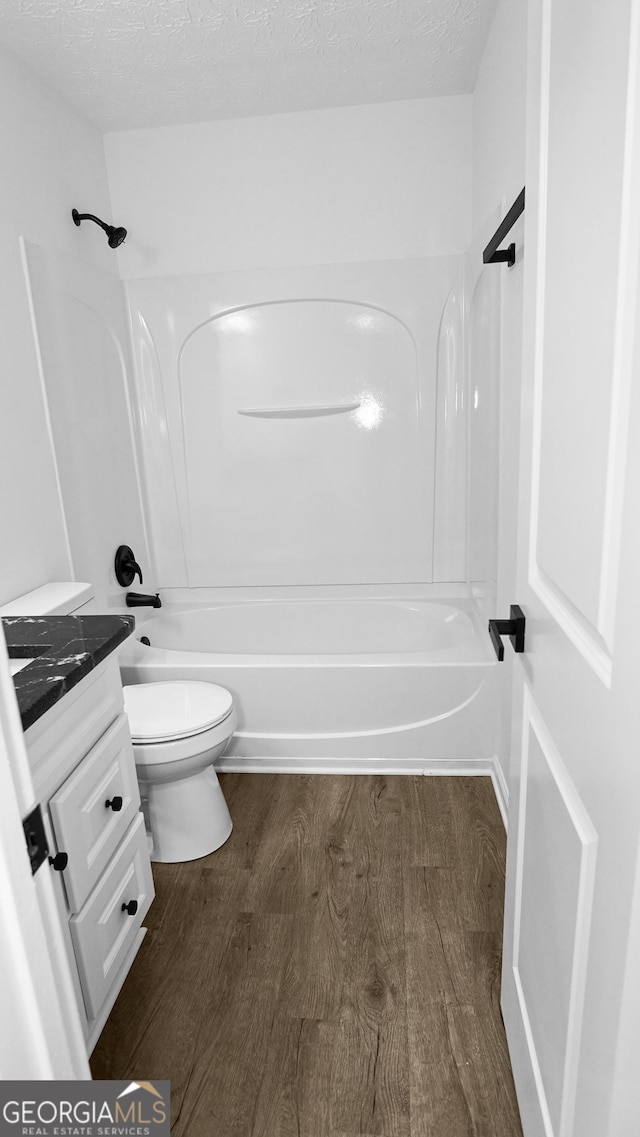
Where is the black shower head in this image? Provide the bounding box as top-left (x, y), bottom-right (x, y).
top-left (72, 208), bottom-right (127, 248)
top-left (107, 226), bottom-right (127, 248)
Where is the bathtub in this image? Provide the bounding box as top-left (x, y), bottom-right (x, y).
top-left (119, 597), bottom-right (497, 772)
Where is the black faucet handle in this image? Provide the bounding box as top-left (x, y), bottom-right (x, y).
top-left (129, 559), bottom-right (143, 585)
top-left (115, 545), bottom-right (143, 587)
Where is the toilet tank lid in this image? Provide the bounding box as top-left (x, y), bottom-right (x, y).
top-left (0, 582), bottom-right (94, 617)
top-left (123, 681), bottom-right (234, 742)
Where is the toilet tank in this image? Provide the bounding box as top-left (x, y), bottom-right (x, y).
top-left (0, 582), bottom-right (96, 616)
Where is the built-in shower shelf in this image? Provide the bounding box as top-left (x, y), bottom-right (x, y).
top-left (237, 401), bottom-right (361, 419)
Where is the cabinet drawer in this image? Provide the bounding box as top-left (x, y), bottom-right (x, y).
top-left (27, 657), bottom-right (124, 803)
top-left (70, 813), bottom-right (154, 1020)
top-left (50, 714), bottom-right (141, 913)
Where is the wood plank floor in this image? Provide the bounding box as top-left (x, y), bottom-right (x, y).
top-left (91, 775), bottom-right (523, 1137)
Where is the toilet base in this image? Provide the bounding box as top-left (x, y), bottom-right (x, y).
top-left (140, 765), bottom-right (233, 862)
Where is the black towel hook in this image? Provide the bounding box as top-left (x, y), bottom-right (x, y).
top-left (483, 188), bottom-right (525, 268)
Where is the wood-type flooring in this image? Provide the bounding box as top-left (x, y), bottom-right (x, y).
top-left (92, 774), bottom-right (523, 1137)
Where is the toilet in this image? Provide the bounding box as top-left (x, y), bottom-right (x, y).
top-left (122, 681), bottom-right (237, 863)
top-left (1, 581), bottom-right (236, 863)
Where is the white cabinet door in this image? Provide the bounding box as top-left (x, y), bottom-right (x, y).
top-left (70, 813), bottom-right (154, 1020)
top-left (49, 715), bottom-right (140, 913)
top-left (502, 2), bottom-right (640, 1136)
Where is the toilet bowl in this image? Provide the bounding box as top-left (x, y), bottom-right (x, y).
top-left (123, 681), bottom-right (237, 863)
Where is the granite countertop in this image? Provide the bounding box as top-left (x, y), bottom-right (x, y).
top-left (2, 614), bottom-right (135, 732)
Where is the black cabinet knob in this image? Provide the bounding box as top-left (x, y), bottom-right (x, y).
top-left (121, 899), bottom-right (138, 916)
top-left (105, 796), bottom-right (123, 812)
top-left (49, 852), bottom-right (68, 872)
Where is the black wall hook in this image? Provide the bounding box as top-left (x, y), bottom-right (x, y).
top-left (483, 188), bottom-right (525, 268)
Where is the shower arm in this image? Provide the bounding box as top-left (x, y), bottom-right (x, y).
top-left (72, 210), bottom-right (111, 236)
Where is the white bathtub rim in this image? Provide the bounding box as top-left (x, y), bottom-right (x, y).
top-left (159, 583), bottom-right (472, 604)
top-left (129, 597), bottom-right (495, 666)
top-left (121, 641), bottom-right (496, 669)
top-left (137, 599), bottom-right (476, 656)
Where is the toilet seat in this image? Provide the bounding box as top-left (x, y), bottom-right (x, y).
top-left (132, 710), bottom-right (238, 774)
top-left (123, 681), bottom-right (234, 745)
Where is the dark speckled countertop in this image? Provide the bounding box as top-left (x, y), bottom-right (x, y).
top-left (2, 614), bottom-right (134, 732)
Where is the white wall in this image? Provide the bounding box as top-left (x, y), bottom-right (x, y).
top-left (473, 1), bottom-right (528, 236)
top-left (0, 42), bottom-right (117, 606)
top-left (471, 0), bottom-right (529, 792)
top-left (105, 97), bottom-right (472, 280)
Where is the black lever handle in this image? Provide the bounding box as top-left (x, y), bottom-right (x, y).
top-left (105, 796), bottom-right (123, 812)
top-left (488, 605), bottom-right (525, 661)
top-left (122, 899), bottom-right (138, 916)
top-left (114, 545), bottom-right (143, 587)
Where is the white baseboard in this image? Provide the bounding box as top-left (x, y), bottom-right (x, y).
top-left (490, 755), bottom-right (510, 830)
top-left (216, 754), bottom-right (496, 777)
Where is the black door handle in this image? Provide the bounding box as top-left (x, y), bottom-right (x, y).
top-left (105, 796), bottom-right (123, 812)
top-left (488, 605), bottom-right (526, 661)
top-left (122, 900), bottom-right (138, 916)
top-left (49, 852), bottom-right (68, 871)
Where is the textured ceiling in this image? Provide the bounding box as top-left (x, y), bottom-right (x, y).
top-left (0, 0), bottom-right (497, 131)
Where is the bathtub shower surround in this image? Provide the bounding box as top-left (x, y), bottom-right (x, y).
top-left (117, 252), bottom-right (503, 771)
top-left (126, 257), bottom-right (467, 588)
top-left (465, 213), bottom-right (502, 622)
top-left (433, 279), bottom-right (466, 582)
top-left (22, 240), bottom-right (152, 613)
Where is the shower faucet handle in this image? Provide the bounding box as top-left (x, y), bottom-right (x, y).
top-left (115, 545), bottom-right (143, 587)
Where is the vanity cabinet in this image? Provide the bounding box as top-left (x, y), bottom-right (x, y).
top-left (25, 654), bottom-right (154, 1054)
top-left (49, 715), bottom-right (141, 912)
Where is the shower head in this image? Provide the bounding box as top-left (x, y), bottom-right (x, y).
top-left (72, 208), bottom-right (127, 248)
top-left (107, 226), bottom-right (127, 248)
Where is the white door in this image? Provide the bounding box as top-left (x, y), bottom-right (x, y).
top-left (501, 1), bottom-right (640, 1136)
